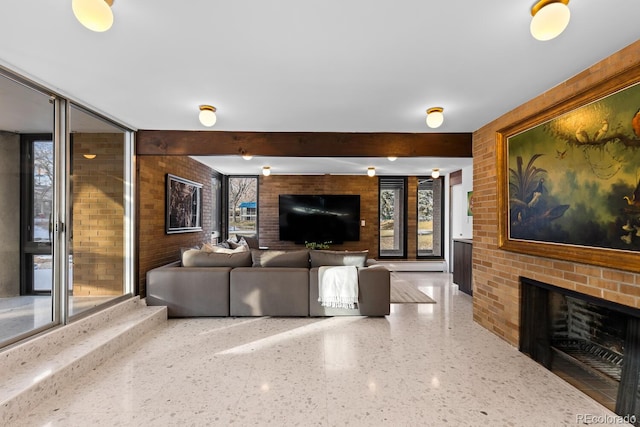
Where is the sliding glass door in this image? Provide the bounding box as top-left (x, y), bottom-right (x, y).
top-left (0, 76), bottom-right (57, 344)
top-left (0, 69), bottom-right (134, 349)
top-left (67, 104), bottom-right (131, 318)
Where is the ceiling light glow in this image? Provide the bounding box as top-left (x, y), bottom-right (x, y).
top-left (426, 107), bottom-right (444, 128)
top-left (530, 0), bottom-right (570, 41)
top-left (72, 0), bottom-right (114, 32)
top-left (199, 105), bottom-right (217, 127)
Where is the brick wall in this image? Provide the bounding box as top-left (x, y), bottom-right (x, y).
top-left (258, 175), bottom-right (378, 253)
top-left (472, 41), bottom-right (640, 346)
top-left (138, 156), bottom-right (213, 296)
top-left (137, 168), bottom-right (438, 295)
top-left (72, 134), bottom-right (125, 296)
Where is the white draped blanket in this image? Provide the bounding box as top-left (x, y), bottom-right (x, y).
top-left (318, 266), bottom-right (359, 309)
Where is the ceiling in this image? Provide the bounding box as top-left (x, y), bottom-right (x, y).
top-left (0, 1), bottom-right (638, 174)
top-left (192, 155), bottom-right (472, 176)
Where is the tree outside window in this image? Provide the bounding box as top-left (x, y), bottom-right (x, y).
top-left (228, 176), bottom-right (257, 239)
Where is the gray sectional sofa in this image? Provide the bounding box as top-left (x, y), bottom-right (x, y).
top-left (146, 248), bottom-right (390, 317)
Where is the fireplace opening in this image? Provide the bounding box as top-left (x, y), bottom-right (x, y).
top-left (550, 293), bottom-right (626, 411)
top-left (520, 277), bottom-right (640, 423)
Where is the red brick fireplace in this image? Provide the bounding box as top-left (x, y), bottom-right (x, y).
top-left (471, 41), bottom-right (640, 346)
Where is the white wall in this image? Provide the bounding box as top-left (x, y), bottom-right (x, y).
top-left (447, 165), bottom-right (473, 273)
top-left (452, 164), bottom-right (473, 239)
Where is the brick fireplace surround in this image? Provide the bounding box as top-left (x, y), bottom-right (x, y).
top-left (472, 40), bottom-right (640, 346)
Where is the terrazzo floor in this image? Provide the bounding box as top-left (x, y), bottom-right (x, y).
top-left (10, 273), bottom-right (629, 426)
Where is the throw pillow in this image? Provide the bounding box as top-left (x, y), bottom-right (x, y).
top-left (182, 249), bottom-right (252, 267)
top-left (213, 245), bottom-right (249, 254)
top-left (242, 235), bottom-right (259, 249)
top-left (201, 242), bottom-right (250, 253)
top-left (251, 249), bottom-right (310, 268)
top-left (309, 250), bottom-right (369, 268)
top-left (226, 237), bottom-right (246, 249)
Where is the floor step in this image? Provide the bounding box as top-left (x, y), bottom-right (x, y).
top-left (372, 260), bottom-right (448, 272)
top-left (0, 297), bottom-right (167, 424)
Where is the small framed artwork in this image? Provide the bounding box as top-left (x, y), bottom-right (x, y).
top-left (497, 65), bottom-right (640, 273)
top-left (467, 191), bottom-right (473, 216)
top-left (166, 174), bottom-right (203, 234)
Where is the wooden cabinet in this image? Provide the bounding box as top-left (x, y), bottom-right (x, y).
top-left (453, 239), bottom-right (473, 296)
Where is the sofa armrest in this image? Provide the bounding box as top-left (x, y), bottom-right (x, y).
top-left (146, 263), bottom-right (232, 317)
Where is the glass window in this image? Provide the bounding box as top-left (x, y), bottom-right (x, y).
top-left (227, 176), bottom-right (258, 241)
top-left (1, 69), bottom-right (135, 350)
top-left (379, 177), bottom-right (406, 258)
top-left (417, 177), bottom-right (443, 258)
top-left (1, 73), bottom-right (56, 346)
top-left (67, 105), bottom-right (129, 318)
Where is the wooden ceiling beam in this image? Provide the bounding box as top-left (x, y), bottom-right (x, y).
top-left (136, 130), bottom-right (472, 158)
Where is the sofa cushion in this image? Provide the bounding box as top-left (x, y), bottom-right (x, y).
top-left (182, 249), bottom-right (252, 267)
top-left (242, 235), bottom-right (259, 249)
top-left (251, 249), bottom-right (310, 268)
top-left (201, 243), bottom-right (249, 254)
top-left (310, 250), bottom-right (369, 268)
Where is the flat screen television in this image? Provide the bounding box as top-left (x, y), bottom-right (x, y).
top-left (279, 194), bottom-right (360, 244)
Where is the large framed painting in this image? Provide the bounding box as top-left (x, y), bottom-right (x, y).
top-left (497, 65), bottom-right (640, 273)
top-left (166, 174), bottom-right (203, 234)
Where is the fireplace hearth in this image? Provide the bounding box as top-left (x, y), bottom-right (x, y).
top-left (520, 277), bottom-right (640, 423)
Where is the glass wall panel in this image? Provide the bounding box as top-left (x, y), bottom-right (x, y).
top-left (227, 176), bottom-right (258, 241)
top-left (379, 177), bottom-right (406, 258)
top-left (67, 105), bottom-right (128, 317)
top-left (0, 69), bottom-right (134, 349)
top-left (0, 74), bottom-right (56, 345)
top-left (418, 177), bottom-right (443, 258)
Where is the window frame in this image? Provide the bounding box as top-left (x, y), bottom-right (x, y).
top-left (416, 176), bottom-right (445, 260)
top-left (224, 175), bottom-right (259, 242)
top-left (378, 176), bottom-right (408, 259)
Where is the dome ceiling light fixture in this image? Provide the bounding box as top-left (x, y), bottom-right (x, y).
top-left (387, 156), bottom-right (397, 162)
top-left (198, 105), bottom-right (217, 127)
top-left (426, 107), bottom-right (444, 129)
top-left (72, 0), bottom-right (114, 32)
top-left (530, 0), bottom-right (570, 41)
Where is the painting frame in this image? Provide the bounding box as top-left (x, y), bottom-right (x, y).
top-left (166, 174), bottom-right (203, 234)
top-left (497, 63), bottom-right (640, 273)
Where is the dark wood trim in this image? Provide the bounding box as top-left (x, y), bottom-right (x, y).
top-left (449, 169), bottom-right (463, 186)
top-left (136, 131), bottom-right (472, 158)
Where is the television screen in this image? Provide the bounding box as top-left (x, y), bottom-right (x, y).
top-left (279, 194), bottom-right (360, 244)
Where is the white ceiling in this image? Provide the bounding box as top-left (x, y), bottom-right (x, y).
top-left (193, 155), bottom-right (472, 176)
top-left (0, 1), bottom-right (638, 174)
